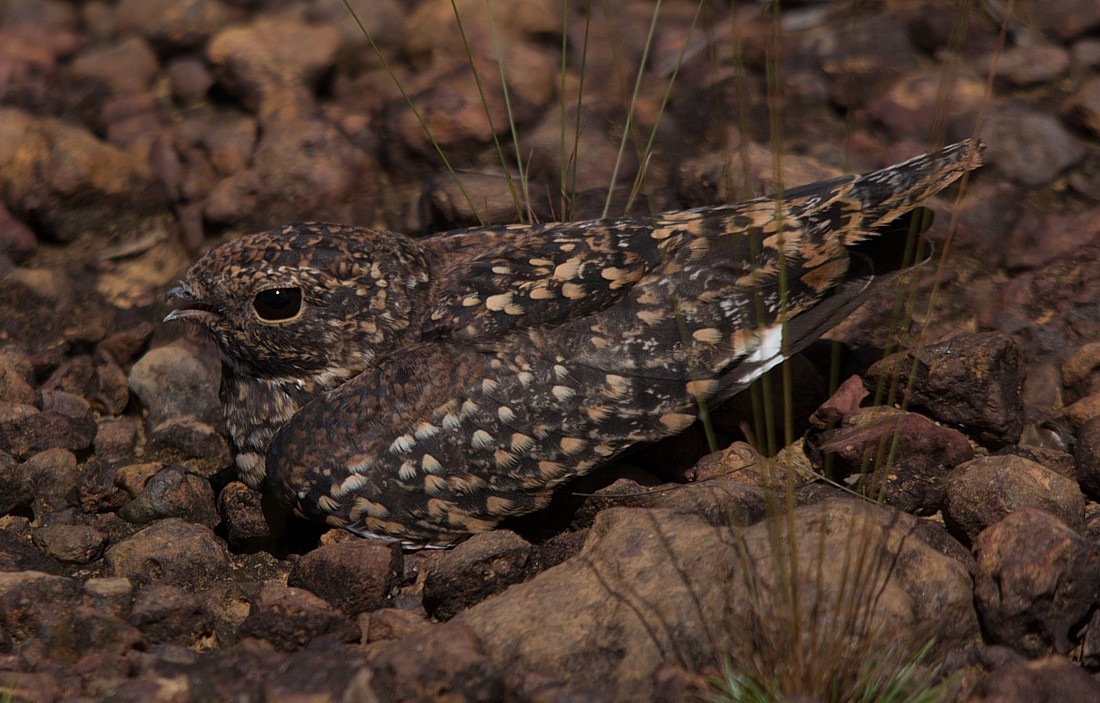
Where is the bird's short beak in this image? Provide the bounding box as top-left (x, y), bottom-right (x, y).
top-left (164, 284), bottom-right (217, 323)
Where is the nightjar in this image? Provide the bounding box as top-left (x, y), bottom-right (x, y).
top-left (166, 139), bottom-right (984, 548)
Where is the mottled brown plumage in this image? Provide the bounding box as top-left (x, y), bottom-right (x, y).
top-left (166, 139), bottom-right (984, 547)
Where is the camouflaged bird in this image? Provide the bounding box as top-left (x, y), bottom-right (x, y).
top-left (165, 139), bottom-right (984, 548)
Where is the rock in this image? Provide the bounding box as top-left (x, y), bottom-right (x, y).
top-left (991, 35), bottom-right (1069, 87)
top-left (362, 607), bottom-right (430, 644)
top-left (0, 107), bottom-right (170, 243)
top-left (237, 582), bottom-right (359, 651)
top-left (70, 36), bottom-right (159, 95)
top-left (1061, 339), bottom-right (1100, 389)
top-left (943, 454), bottom-right (1086, 545)
top-left (166, 56), bottom-right (215, 105)
top-left (21, 447), bottom-right (83, 513)
top-left (0, 353), bottom-right (35, 404)
top-left (0, 411), bottom-right (95, 461)
top-left (127, 342), bottom-right (221, 428)
top-left (0, 450), bottom-right (34, 515)
top-left (1073, 415), bottom-right (1100, 498)
top-left (217, 481), bottom-right (271, 546)
top-left (816, 408), bottom-right (974, 514)
top-left (131, 583), bottom-right (216, 649)
top-left (973, 509), bottom-right (1100, 656)
top-left (147, 417), bottom-right (231, 471)
top-left (963, 654), bottom-right (1100, 702)
top-left (83, 577), bottom-right (134, 620)
top-left (368, 621), bottom-right (506, 703)
top-left (0, 527), bottom-right (62, 574)
top-left (1016, 0), bottom-right (1100, 41)
top-left (422, 530), bottom-right (533, 620)
top-left (115, 0), bottom-right (244, 52)
top-left (1064, 76), bottom-right (1100, 138)
top-left (118, 466), bottom-right (218, 529)
top-left (38, 389), bottom-right (91, 420)
top-left (32, 523), bottom-right (107, 564)
top-left (105, 518), bottom-right (230, 588)
top-left (0, 202), bottom-right (36, 263)
top-left (0, 570), bottom-right (84, 642)
top-left (866, 332), bottom-right (1024, 448)
top-left (980, 103), bottom-right (1086, 187)
top-left (93, 417), bottom-right (140, 466)
top-left (286, 539), bottom-right (402, 616)
top-left (200, 582), bottom-right (257, 648)
top-left (570, 473), bottom-right (767, 531)
top-left (454, 499), bottom-right (978, 700)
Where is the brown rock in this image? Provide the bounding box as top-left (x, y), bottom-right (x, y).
top-left (0, 201), bottom-right (36, 263)
top-left (32, 523), bottom-right (107, 564)
top-left (974, 509), bottom-right (1100, 656)
top-left (118, 466), bottom-right (218, 529)
top-left (1064, 76), bottom-right (1100, 139)
top-left (981, 103), bottom-right (1086, 187)
top-left (0, 107), bottom-right (170, 243)
top-left (866, 332), bottom-right (1024, 448)
top-left (200, 582), bottom-right (257, 648)
top-left (1016, 0), bottom-right (1100, 41)
top-left (1073, 415), bottom-right (1100, 498)
top-left (944, 454), bottom-right (1086, 545)
top-left (105, 518), bottom-right (230, 588)
top-left (92, 354), bottom-right (129, 415)
top-left (287, 539), bottom-right (402, 616)
top-left (93, 417), bottom-right (140, 466)
top-left (21, 447), bottom-right (83, 512)
top-left (817, 408), bottom-right (974, 514)
top-left (423, 530), bottom-right (533, 620)
top-left (131, 583), bottom-right (216, 649)
top-left (83, 577), bottom-right (134, 620)
top-left (363, 607), bottom-right (430, 644)
top-left (0, 570), bottom-right (83, 642)
top-left (166, 56), bottom-right (215, 105)
top-left (0, 354), bottom-right (35, 404)
top-left (964, 654), bottom-right (1100, 703)
top-left (0, 528), bottom-right (62, 574)
top-left (237, 582), bottom-right (359, 651)
top-left (0, 411), bottom-right (95, 461)
top-left (992, 35), bottom-right (1069, 87)
top-left (217, 480), bottom-right (271, 546)
top-left (115, 0), bottom-right (243, 52)
top-left (1062, 340), bottom-right (1100, 389)
top-left (147, 417), bottom-right (231, 470)
top-left (455, 499), bottom-right (978, 701)
top-left (368, 621), bottom-right (505, 703)
top-left (70, 36), bottom-right (159, 94)
top-left (127, 342), bottom-right (221, 428)
top-left (38, 389), bottom-right (90, 420)
top-left (0, 451), bottom-right (33, 515)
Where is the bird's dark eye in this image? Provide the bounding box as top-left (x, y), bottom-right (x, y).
top-left (253, 287), bottom-right (303, 321)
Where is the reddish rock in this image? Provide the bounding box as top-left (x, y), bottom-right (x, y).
top-left (816, 408), bottom-right (974, 514)
top-left (119, 466), bottom-right (219, 529)
top-left (973, 509), bottom-right (1100, 656)
top-left (368, 621), bottom-right (505, 703)
top-left (943, 454), bottom-right (1086, 545)
top-left (866, 332), bottom-right (1023, 448)
top-left (287, 539), bottom-right (402, 616)
top-left (423, 530), bottom-right (533, 620)
top-left (237, 582), bottom-right (359, 651)
top-left (131, 583), bottom-right (216, 649)
top-left (32, 523), bottom-right (107, 564)
top-left (963, 654), bottom-right (1100, 703)
top-left (216, 481), bottom-right (271, 546)
top-left (104, 518), bottom-right (230, 589)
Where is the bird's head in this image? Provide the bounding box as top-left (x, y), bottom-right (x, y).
top-left (165, 223), bottom-right (432, 385)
